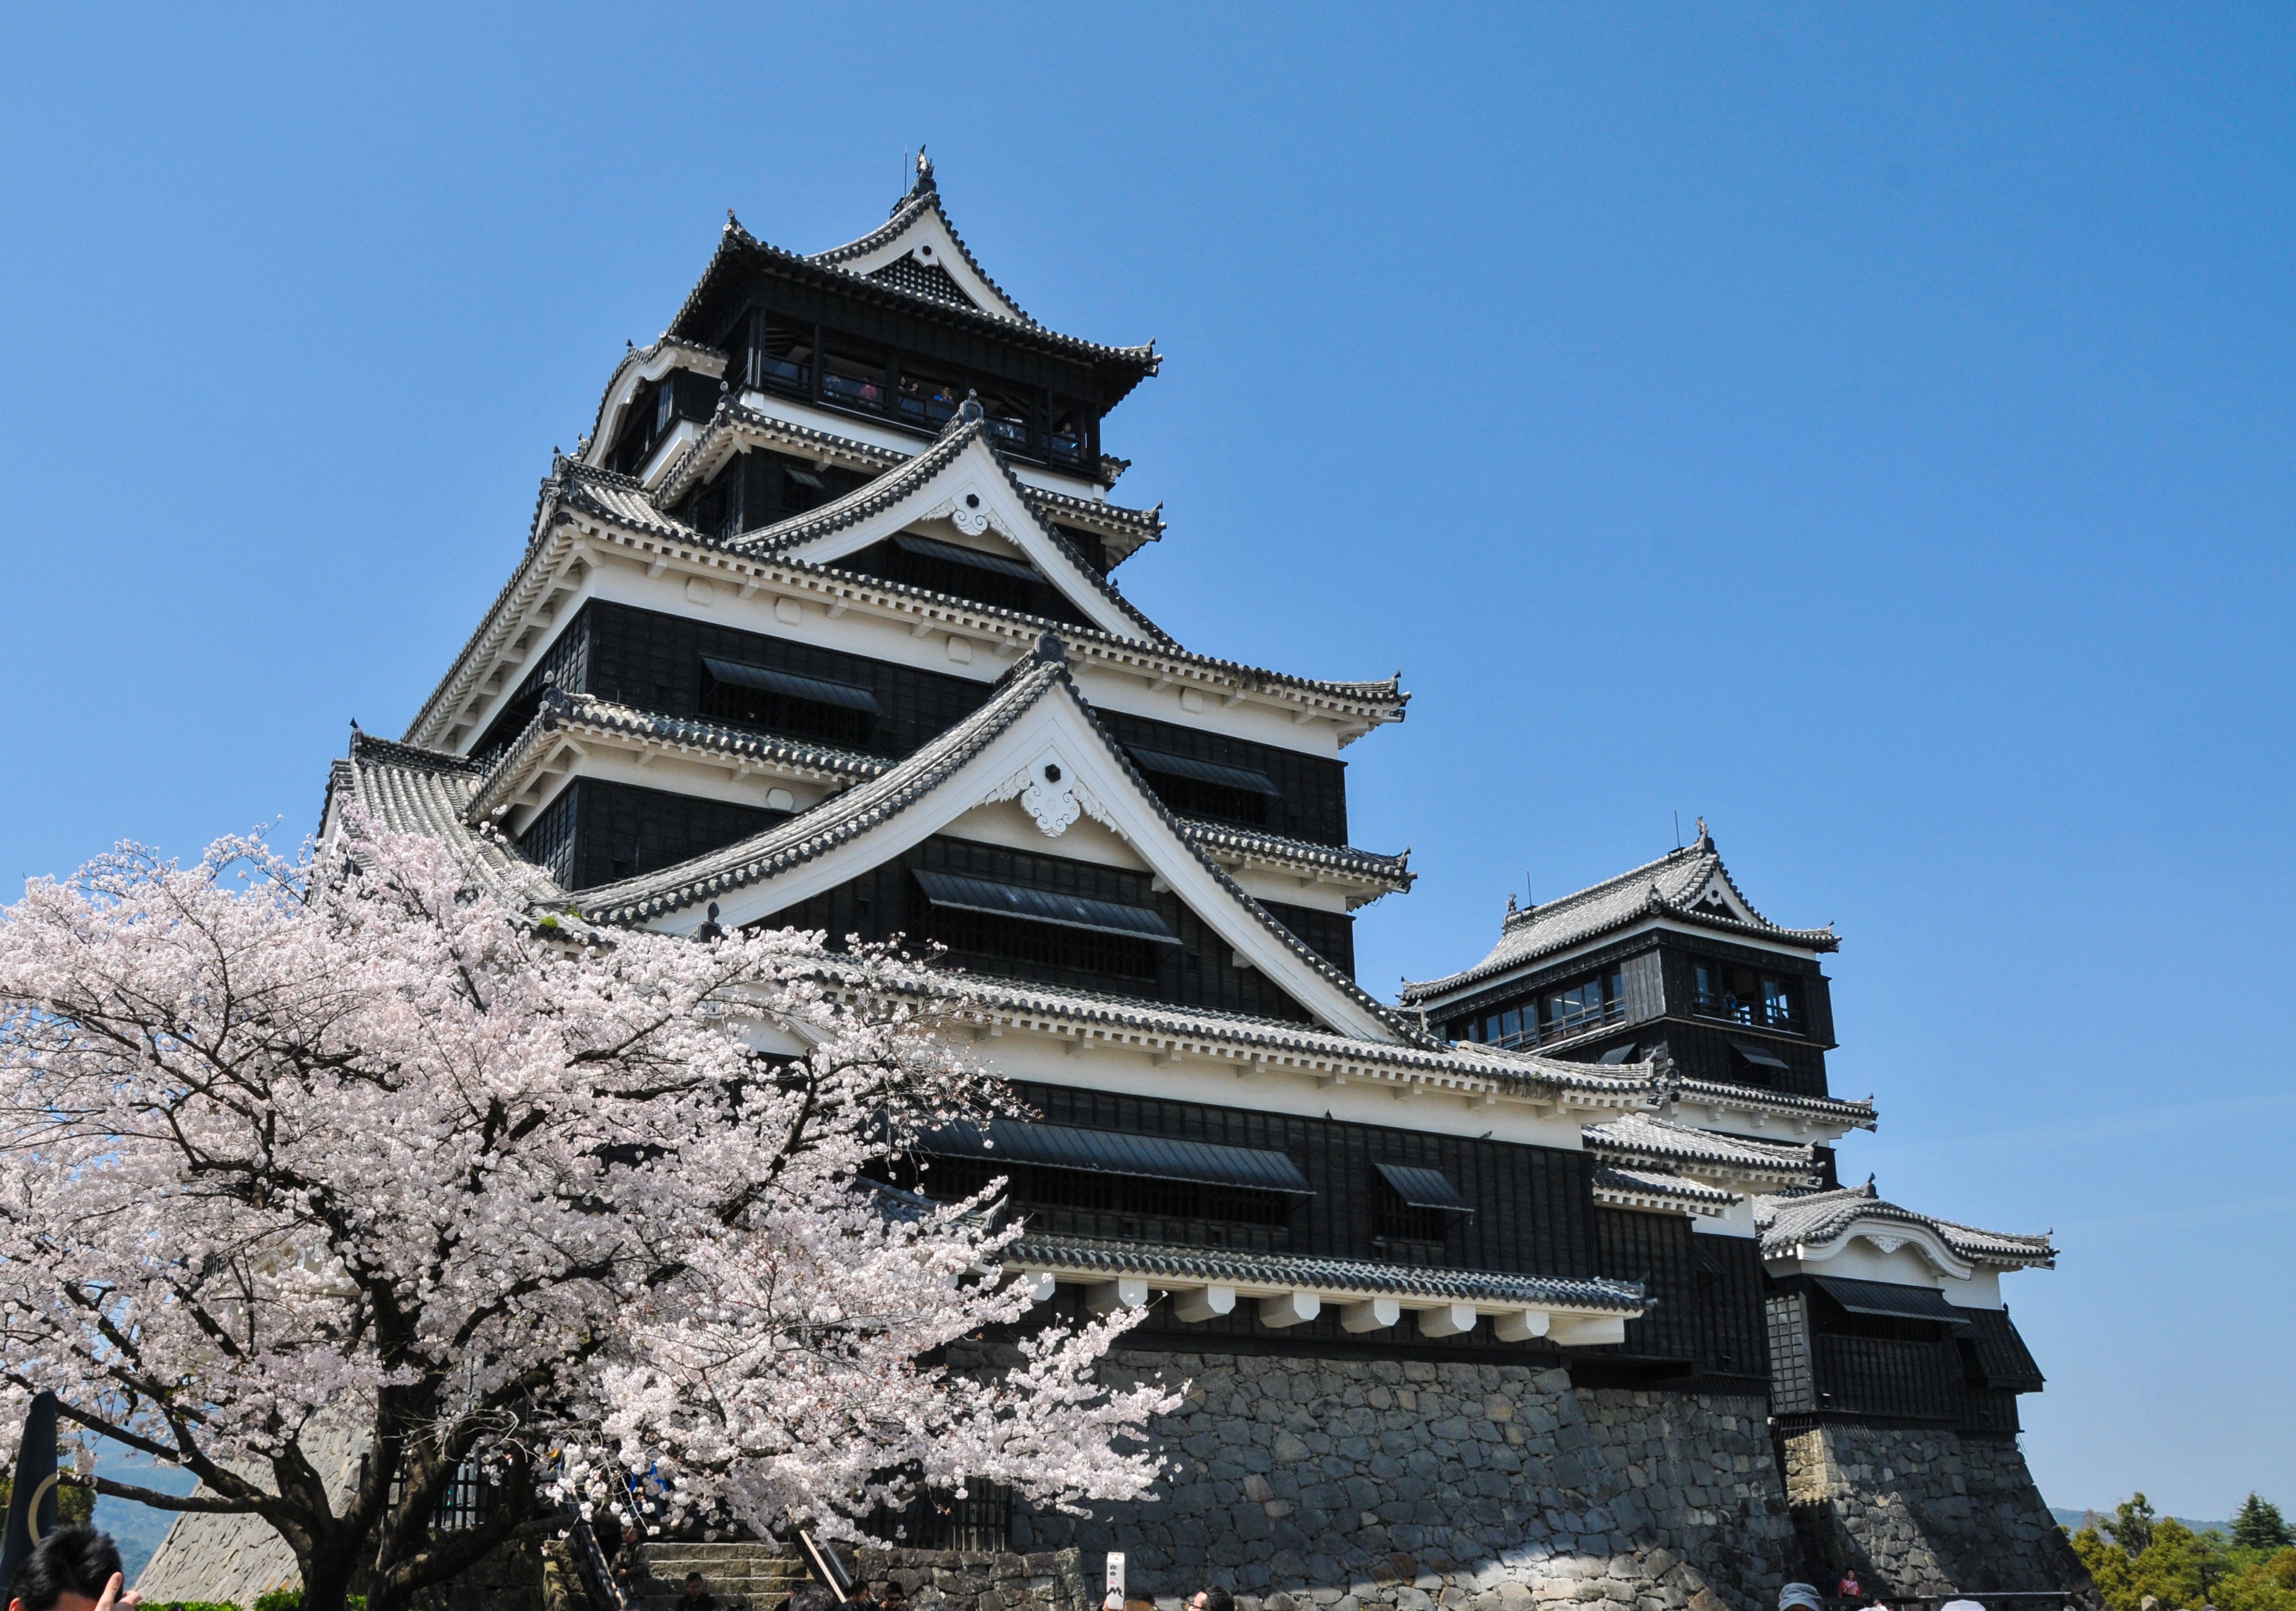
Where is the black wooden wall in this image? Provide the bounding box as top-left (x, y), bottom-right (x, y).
top-left (476, 603), bottom-right (1358, 847)
top-left (775, 836), bottom-right (1343, 1021)
top-left (1764, 1285), bottom-right (2037, 1433)
top-left (1593, 1208), bottom-right (1769, 1385)
top-left (1436, 930), bottom-right (1838, 1100)
top-left (517, 777), bottom-right (787, 893)
top-left (1017, 1081), bottom-right (1600, 1276)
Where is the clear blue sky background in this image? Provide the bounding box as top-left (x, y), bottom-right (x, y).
top-left (2, 4), bottom-right (2289, 1529)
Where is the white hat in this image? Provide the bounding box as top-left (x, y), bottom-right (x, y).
top-left (1780, 1586), bottom-right (1825, 1611)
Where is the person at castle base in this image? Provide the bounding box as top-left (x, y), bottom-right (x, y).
top-left (679, 1569), bottom-right (719, 1610)
top-left (7, 1525), bottom-right (140, 1611)
top-left (1836, 1568), bottom-right (1864, 1602)
top-left (1191, 1587), bottom-right (1234, 1611)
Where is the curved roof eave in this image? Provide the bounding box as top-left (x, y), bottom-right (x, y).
top-left (664, 215), bottom-right (1158, 404)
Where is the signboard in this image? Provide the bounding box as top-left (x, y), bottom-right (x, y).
top-left (1105, 1552), bottom-right (1126, 1599)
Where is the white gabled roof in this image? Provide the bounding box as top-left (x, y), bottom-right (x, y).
top-left (576, 640), bottom-right (1410, 1045)
top-left (580, 337), bottom-right (729, 472)
top-left (807, 152), bottom-right (1029, 324)
top-left (1756, 1182), bottom-right (2057, 1276)
top-left (726, 413), bottom-right (1161, 644)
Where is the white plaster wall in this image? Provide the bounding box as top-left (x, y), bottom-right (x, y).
top-left (970, 1028), bottom-right (1592, 1150)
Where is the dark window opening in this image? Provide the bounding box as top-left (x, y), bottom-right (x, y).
top-left (1125, 745), bottom-right (1280, 828)
top-left (747, 319), bottom-right (814, 394)
top-left (1372, 1162), bottom-right (1469, 1264)
top-left (862, 1467), bottom-right (1013, 1552)
top-left (910, 1154), bottom-right (1296, 1232)
top-left (1728, 1038), bottom-right (1791, 1085)
top-left (606, 371), bottom-right (714, 476)
top-left (972, 384), bottom-right (1033, 452)
top-left (1693, 958), bottom-right (1801, 1031)
top-left (923, 905), bottom-right (1165, 985)
top-left (820, 340), bottom-right (890, 413)
top-left (696, 656), bottom-right (877, 749)
top-left (896, 366), bottom-right (964, 428)
top-left (1047, 401), bottom-right (1086, 465)
top-left (1463, 968), bottom-right (1625, 1050)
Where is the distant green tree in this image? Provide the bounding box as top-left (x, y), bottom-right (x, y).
top-left (2236, 1496), bottom-right (2294, 1553)
top-left (2107, 1494), bottom-right (2160, 1557)
top-left (2073, 1507), bottom-right (2296, 1611)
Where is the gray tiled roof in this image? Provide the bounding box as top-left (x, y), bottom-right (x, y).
top-left (1003, 1234), bottom-right (1646, 1314)
top-left (1402, 829), bottom-right (1837, 1002)
top-left (844, 962), bottom-right (1664, 1104)
top-left (1590, 1166), bottom-right (1740, 1212)
top-left (809, 166), bottom-right (1033, 326)
top-left (326, 716), bottom-right (1655, 1100)
top-left (409, 447), bottom-right (1408, 750)
top-left (1754, 1183), bottom-right (2056, 1269)
top-left (651, 397), bottom-right (908, 504)
top-left (1015, 477), bottom-right (1165, 560)
top-left (651, 398), bottom-right (1157, 574)
top-left (572, 641), bottom-right (1426, 1044)
top-left (1584, 1112), bottom-right (1820, 1182)
top-left (466, 689), bottom-right (1410, 900)
top-left (465, 692), bottom-right (889, 825)
top-left (1176, 819), bottom-right (1413, 898)
top-left (559, 459), bottom-right (702, 540)
top-left (326, 732), bottom-right (569, 914)
top-left (1662, 1075), bottom-right (1879, 1130)
top-left (667, 211), bottom-right (1158, 378)
top-left (134, 1414), bottom-right (367, 1601)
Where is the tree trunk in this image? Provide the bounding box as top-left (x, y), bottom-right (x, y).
top-left (294, 1546), bottom-right (366, 1611)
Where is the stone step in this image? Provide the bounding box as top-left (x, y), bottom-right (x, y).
top-left (626, 1542), bottom-right (808, 1605)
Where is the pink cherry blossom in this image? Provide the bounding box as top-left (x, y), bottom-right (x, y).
top-left (0, 815), bottom-right (1176, 1611)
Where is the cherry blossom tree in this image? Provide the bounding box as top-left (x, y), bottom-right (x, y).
top-left (0, 819), bottom-right (1175, 1611)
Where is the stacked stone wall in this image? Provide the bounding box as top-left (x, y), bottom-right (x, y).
top-left (854, 1546), bottom-right (1096, 1611)
top-left (1780, 1424), bottom-right (2095, 1607)
top-left (1009, 1349), bottom-right (1797, 1611)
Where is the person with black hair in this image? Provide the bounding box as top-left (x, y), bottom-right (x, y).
top-left (1189, 1589), bottom-right (1234, 1611)
top-left (789, 1582), bottom-right (840, 1611)
top-left (7, 1525), bottom-right (138, 1611)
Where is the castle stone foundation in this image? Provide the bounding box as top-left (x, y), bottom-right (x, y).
top-left (1012, 1349), bottom-right (1797, 1611)
top-left (1779, 1423), bottom-right (2094, 1605)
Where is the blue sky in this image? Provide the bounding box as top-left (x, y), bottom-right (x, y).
top-left (2, 4), bottom-right (2290, 1524)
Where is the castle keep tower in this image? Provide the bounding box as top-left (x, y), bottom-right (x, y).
top-left (310, 158), bottom-right (2087, 1611)
top-left (1406, 830), bottom-right (2080, 1598)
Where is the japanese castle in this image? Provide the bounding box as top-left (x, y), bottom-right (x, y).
top-left (310, 154), bottom-right (2088, 1606)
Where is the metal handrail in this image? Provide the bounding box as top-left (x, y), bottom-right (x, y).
top-left (567, 1505), bottom-right (641, 1611)
top-left (1819, 1594), bottom-right (2075, 1610)
top-left (1482, 1000), bottom-right (1629, 1052)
